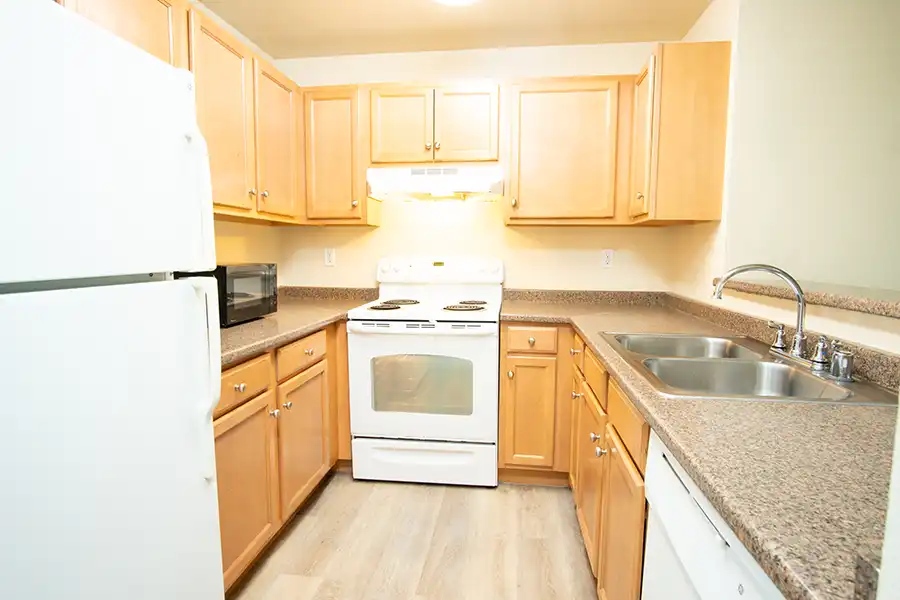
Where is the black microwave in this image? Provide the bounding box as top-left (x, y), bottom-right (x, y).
top-left (180, 264), bottom-right (277, 328)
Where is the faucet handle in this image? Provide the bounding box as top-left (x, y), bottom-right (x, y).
top-left (767, 321), bottom-right (788, 351)
top-left (811, 336), bottom-right (829, 371)
top-left (829, 341), bottom-right (855, 383)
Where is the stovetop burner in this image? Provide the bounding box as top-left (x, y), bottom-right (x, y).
top-left (458, 300), bottom-right (487, 305)
top-left (381, 299), bottom-right (420, 305)
top-left (444, 304), bottom-right (486, 312)
top-left (369, 304), bottom-right (402, 311)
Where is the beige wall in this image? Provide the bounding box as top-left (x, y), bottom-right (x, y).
top-left (214, 221), bottom-right (281, 265)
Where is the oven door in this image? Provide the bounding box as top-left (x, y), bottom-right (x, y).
top-left (347, 321), bottom-right (499, 443)
top-left (222, 264), bottom-right (276, 326)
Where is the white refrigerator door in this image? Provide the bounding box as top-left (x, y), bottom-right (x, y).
top-left (0, 278), bottom-right (224, 600)
top-left (0, 0), bottom-right (215, 285)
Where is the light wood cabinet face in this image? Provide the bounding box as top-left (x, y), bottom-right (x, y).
top-left (190, 11), bottom-right (256, 210)
top-left (502, 355), bottom-right (558, 468)
top-left (68, 0), bottom-right (189, 68)
top-left (434, 85), bottom-right (499, 162)
top-left (576, 384), bottom-right (608, 576)
top-left (277, 361), bottom-right (329, 518)
top-left (214, 390), bottom-right (279, 589)
top-left (370, 87), bottom-right (434, 163)
top-left (569, 370), bottom-right (583, 493)
top-left (255, 60), bottom-right (298, 218)
top-left (629, 56), bottom-right (655, 218)
top-left (509, 79), bottom-right (619, 220)
top-left (305, 88), bottom-right (362, 220)
top-left (598, 423), bottom-right (646, 600)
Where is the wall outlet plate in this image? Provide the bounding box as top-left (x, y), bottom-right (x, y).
top-left (324, 248), bottom-right (336, 267)
top-left (601, 249), bottom-right (615, 268)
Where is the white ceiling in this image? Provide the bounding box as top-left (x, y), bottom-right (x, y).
top-left (199, 0), bottom-right (711, 59)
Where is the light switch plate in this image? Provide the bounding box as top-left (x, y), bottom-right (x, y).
top-left (324, 248), bottom-right (336, 267)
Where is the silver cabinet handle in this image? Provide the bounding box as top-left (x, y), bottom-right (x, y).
top-left (282, 401), bottom-right (293, 410)
top-left (249, 188), bottom-right (258, 196)
top-left (269, 409), bottom-right (280, 418)
top-left (511, 197), bottom-right (518, 207)
top-left (233, 383), bottom-right (247, 393)
top-left (595, 447), bottom-right (608, 457)
top-left (351, 200), bottom-right (359, 208)
top-left (590, 432), bottom-right (600, 442)
top-left (304, 348), bottom-right (315, 356)
top-left (528, 337), bottom-right (536, 346)
top-left (261, 190), bottom-right (269, 198)
top-left (570, 348), bottom-right (582, 355)
top-left (572, 392), bottom-right (583, 400)
top-left (425, 142), bottom-right (433, 150)
top-left (434, 141), bottom-right (441, 150)
top-left (507, 371), bottom-right (514, 379)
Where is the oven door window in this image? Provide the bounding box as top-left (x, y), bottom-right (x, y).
top-left (371, 355), bottom-right (474, 416)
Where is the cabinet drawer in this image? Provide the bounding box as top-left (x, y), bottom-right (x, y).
top-left (608, 378), bottom-right (650, 474)
top-left (507, 325), bottom-right (557, 354)
top-left (572, 334), bottom-right (586, 372)
top-left (583, 350), bottom-right (608, 409)
top-left (277, 330), bottom-right (327, 382)
top-left (217, 354), bottom-right (272, 418)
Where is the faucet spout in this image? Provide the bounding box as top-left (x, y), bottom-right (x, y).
top-left (713, 263), bottom-right (807, 358)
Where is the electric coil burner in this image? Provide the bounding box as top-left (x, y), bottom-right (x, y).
top-left (368, 304), bottom-right (401, 311)
top-left (444, 304), bottom-right (486, 312)
top-left (381, 299), bottom-right (420, 305)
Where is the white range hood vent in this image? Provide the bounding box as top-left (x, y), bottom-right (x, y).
top-left (367, 165), bottom-right (505, 199)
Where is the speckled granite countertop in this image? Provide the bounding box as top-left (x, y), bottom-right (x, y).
top-left (220, 298), bottom-right (361, 368)
top-left (502, 300), bottom-right (896, 600)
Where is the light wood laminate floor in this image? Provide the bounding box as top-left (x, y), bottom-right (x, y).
top-left (231, 474), bottom-right (597, 600)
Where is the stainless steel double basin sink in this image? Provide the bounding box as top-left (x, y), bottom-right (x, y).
top-left (602, 333), bottom-right (895, 406)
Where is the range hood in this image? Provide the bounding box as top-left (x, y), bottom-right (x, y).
top-left (367, 165), bottom-right (505, 200)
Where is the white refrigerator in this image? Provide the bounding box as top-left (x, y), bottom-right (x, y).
top-left (0, 1), bottom-right (225, 599)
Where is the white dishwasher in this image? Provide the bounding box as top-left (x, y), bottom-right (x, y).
top-left (642, 432), bottom-right (786, 600)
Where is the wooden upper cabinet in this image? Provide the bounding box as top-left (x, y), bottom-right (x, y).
top-left (501, 354), bottom-right (558, 468)
top-left (629, 56), bottom-right (655, 219)
top-left (508, 78), bottom-right (620, 221)
top-left (370, 87), bottom-right (434, 164)
top-left (276, 360), bottom-right (329, 518)
top-left (214, 390), bottom-right (280, 590)
top-left (65, 0), bottom-right (189, 68)
top-left (434, 84), bottom-right (499, 162)
top-left (598, 424), bottom-right (646, 600)
top-left (304, 87), bottom-right (364, 220)
top-left (630, 42), bottom-right (731, 223)
top-left (190, 10), bottom-right (256, 211)
top-left (255, 58), bottom-right (299, 218)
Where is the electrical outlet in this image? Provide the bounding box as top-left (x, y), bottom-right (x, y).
top-left (601, 249), bottom-right (615, 268)
top-left (324, 248), bottom-right (336, 267)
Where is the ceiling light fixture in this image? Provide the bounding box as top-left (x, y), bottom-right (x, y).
top-left (434, 0), bottom-right (481, 6)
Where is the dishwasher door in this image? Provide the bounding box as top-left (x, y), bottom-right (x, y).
top-left (641, 507), bottom-right (702, 600)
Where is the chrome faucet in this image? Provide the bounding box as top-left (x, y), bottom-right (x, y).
top-left (713, 264), bottom-right (807, 359)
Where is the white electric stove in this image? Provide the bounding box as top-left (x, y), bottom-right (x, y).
top-left (347, 257), bottom-right (503, 487)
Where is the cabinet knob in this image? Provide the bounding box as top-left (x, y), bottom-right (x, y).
top-left (528, 337), bottom-right (536, 346)
top-left (595, 447), bottom-right (608, 457)
top-left (636, 192), bottom-right (645, 201)
top-left (304, 348), bottom-right (315, 356)
top-left (507, 370), bottom-right (514, 379)
top-left (269, 409), bottom-right (280, 418)
top-left (234, 383), bottom-right (247, 393)
top-left (425, 142), bottom-right (433, 150)
top-left (570, 348), bottom-right (582, 356)
top-left (511, 197), bottom-right (518, 208)
top-left (434, 141), bottom-right (441, 150)
top-left (249, 188), bottom-right (258, 196)
top-left (351, 200), bottom-right (360, 208)
top-left (282, 401), bottom-right (293, 410)
top-left (571, 392), bottom-right (583, 400)
top-left (261, 190), bottom-right (270, 199)
top-left (590, 432), bottom-right (600, 442)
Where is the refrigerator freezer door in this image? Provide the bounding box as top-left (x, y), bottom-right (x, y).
top-left (0, 280), bottom-right (224, 600)
top-left (0, 0), bottom-right (215, 285)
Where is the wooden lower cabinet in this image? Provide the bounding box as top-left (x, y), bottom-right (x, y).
top-left (501, 354), bottom-right (558, 468)
top-left (569, 368), bottom-right (584, 492)
top-left (598, 423), bottom-right (647, 600)
top-left (213, 390), bottom-right (280, 589)
top-left (575, 382), bottom-right (608, 576)
top-left (276, 360), bottom-right (330, 517)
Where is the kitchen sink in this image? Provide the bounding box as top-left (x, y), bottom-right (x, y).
top-left (642, 358), bottom-right (851, 401)
top-left (612, 334), bottom-right (762, 359)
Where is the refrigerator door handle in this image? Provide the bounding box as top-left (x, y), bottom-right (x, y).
top-left (184, 98), bottom-right (217, 271)
top-left (187, 276), bottom-right (221, 482)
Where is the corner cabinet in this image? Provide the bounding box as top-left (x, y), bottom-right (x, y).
top-left (628, 42), bottom-right (732, 223)
top-left (63, 0), bottom-right (189, 68)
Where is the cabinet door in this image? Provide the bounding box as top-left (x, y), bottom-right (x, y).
top-left (305, 87), bottom-right (363, 220)
top-left (214, 390), bottom-right (280, 589)
top-left (434, 84), bottom-right (499, 162)
top-left (67, 0), bottom-right (189, 68)
top-left (629, 55), bottom-right (656, 218)
top-left (190, 10), bottom-right (256, 210)
top-left (501, 355), bottom-right (557, 468)
top-left (509, 79), bottom-right (619, 219)
top-left (569, 370), bottom-right (584, 493)
top-left (255, 58), bottom-right (299, 217)
top-left (576, 384), bottom-right (608, 576)
top-left (599, 424), bottom-right (646, 600)
top-left (370, 87), bottom-right (434, 163)
top-left (277, 360), bottom-right (329, 518)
